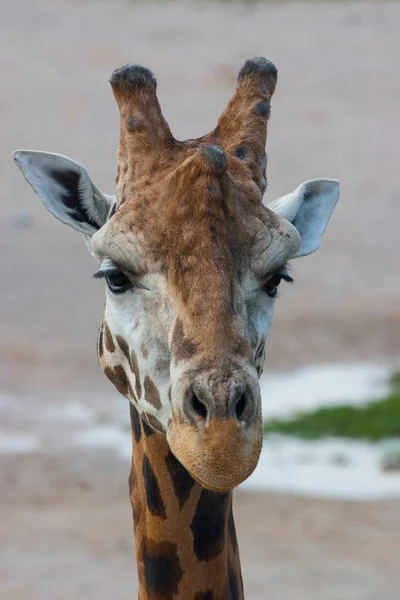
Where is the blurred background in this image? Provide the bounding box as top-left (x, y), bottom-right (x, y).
top-left (1, 0), bottom-right (400, 598)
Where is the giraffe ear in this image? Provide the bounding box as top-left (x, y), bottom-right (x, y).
top-left (267, 179), bottom-right (340, 257)
top-left (13, 150), bottom-right (115, 237)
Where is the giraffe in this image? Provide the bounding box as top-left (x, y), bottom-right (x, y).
top-left (13, 58), bottom-right (339, 599)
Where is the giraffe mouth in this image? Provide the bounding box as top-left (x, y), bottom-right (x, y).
top-left (189, 471), bottom-right (233, 493)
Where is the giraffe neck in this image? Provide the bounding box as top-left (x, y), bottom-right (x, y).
top-left (129, 404), bottom-right (244, 600)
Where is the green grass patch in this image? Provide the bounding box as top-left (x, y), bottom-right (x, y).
top-left (263, 372), bottom-right (400, 441)
top-left (390, 371), bottom-right (400, 390)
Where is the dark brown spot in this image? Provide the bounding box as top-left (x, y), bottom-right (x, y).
top-left (195, 593), bottom-right (214, 600)
top-left (142, 537), bottom-right (183, 599)
top-left (97, 323), bottom-right (104, 358)
top-left (115, 364), bottom-right (133, 397)
top-left (228, 561), bottom-right (240, 600)
top-left (130, 403), bottom-right (142, 443)
top-left (103, 322), bottom-right (115, 352)
top-left (141, 343), bottom-right (149, 359)
top-left (144, 375), bottom-right (162, 409)
top-left (190, 490), bottom-right (229, 561)
top-left (104, 364), bottom-right (133, 398)
top-left (228, 501), bottom-right (238, 554)
top-left (172, 318), bottom-right (198, 362)
top-left (142, 454), bottom-right (166, 519)
top-left (116, 335), bottom-right (139, 400)
top-left (128, 466), bottom-right (135, 500)
top-left (144, 413), bottom-right (165, 434)
top-left (116, 334), bottom-right (130, 361)
top-left (130, 473), bottom-right (143, 531)
top-left (165, 450), bottom-right (195, 510)
top-left (128, 465), bottom-right (138, 524)
top-left (103, 365), bottom-right (114, 382)
top-left (130, 348), bottom-right (142, 399)
top-left (142, 418), bottom-right (154, 437)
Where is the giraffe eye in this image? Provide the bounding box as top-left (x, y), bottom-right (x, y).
top-left (262, 268), bottom-right (294, 298)
top-left (106, 270), bottom-right (132, 294)
top-left (263, 273), bottom-right (283, 298)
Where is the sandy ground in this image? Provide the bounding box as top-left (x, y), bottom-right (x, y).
top-left (1, 0), bottom-right (400, 598)
top-left (2, 0), bottom-right (400, 383)
top-left (2, 387), bottom-right (400, 599)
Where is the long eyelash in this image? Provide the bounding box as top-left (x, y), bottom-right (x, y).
top-left (93, 270), bottom-right (106, 280)
top-left (93, 270), bottom-right (145, 293)
top-left (274, 266), bottom-right (294, 301)
top-left (94, 267), bottom-right (295, 288)
top-left (93, 269), bottom-right (120, 280)
top-left (281, 271), bottom-right (294, 284)
top-left (280, 263), bottom-right (295, 284)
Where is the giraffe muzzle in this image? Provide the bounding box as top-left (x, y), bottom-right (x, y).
top-left (167, 369), bottom-right (263, 490)
top-left (167, 413), bottom-right (263, 491)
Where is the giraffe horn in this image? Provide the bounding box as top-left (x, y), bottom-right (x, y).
top-left (213, 57), bottom-right (278, 195)
top-left (110, 64), bottom-right (173, 198)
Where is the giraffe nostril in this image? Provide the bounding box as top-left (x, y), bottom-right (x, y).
top-left (182, 379), bottom-right (255, 426)
top-left (190, 392), bottom-right (208, 421)
top-left (235, 393), bottom-right (247, 421)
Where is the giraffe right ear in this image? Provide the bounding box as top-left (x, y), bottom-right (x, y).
top-left (12, 150), bottom-right (115, 237)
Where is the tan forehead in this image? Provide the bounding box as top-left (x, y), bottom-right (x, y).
top-left (91, 169), bottom-right (300, 277)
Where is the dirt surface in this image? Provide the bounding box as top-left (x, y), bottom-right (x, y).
top-left (2, 388), bottom-right (400, 599)
top-left (3, 480), bottom-right (400, 600)
top-left (2, 0), bottom-right (400, 383)
top-left (2, 447), bottom-right (400, 600)
top-left (1, 0), bottom-right (400, 598)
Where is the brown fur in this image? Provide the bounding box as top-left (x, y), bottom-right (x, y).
top-left (93, 58), bottom-right (299, 598)
top-left (129, 406), bottom-right (243, 600)
top-left (95, 59), bottom-right (295, 368)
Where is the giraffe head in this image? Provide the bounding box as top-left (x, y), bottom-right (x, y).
top-left (13, 58), bottom-right (339, 491)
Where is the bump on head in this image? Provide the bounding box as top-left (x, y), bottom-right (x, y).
top-left (200, 145), bottom-right (228, 176)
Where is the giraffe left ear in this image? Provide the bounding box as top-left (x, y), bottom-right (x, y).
top-left (267, 178), bottom-right (340, 257)
top-left (13, 150), bottom-right (115, 237)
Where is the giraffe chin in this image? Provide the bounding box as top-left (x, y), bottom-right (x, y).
top-left (166, 414), bottom-right (263, 491)
top-left (188, 472), bottom-right (232, 494)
